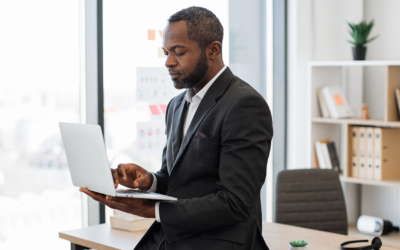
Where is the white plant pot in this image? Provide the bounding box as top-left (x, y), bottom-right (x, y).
top-left (289, 246), bottom-right (307, 250)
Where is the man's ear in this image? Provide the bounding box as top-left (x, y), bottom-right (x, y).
top-left (208, 41), bottom-right (222, 60)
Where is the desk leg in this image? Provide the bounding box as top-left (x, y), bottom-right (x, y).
top-left (71, 242), bottom-right (89, 250)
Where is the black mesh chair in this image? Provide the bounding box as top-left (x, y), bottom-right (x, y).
top-left (275, 169), bottom-right (348, 235)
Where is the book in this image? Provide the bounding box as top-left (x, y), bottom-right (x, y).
top-left (396, 88), bottom-right (400, 117)
top-left (351, 127), bottom-right (359, 178)
top-left (327, 142), bottom-right (340, 173)
top-left (373, 128), bottom-right (400, 180)
top-left (317, 88), bottom-right (330, 118)
top-left (321, 143), bottom-right (333, 170)
top-left (366, 127), bottom-right (375, 180)
top-left (321, 85), bottom-right (353, 119)
top-left (315, 140), bottom-right (331, 168)
top-left (110, 215), bottom-right (154, 232)
top-left (113, 210), bottom-right (142, 220)
top-left (358, 127), bottom-right (367, 179)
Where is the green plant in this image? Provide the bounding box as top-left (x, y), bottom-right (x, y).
top-left (290, 239), bottom-right (308, 247)
top-left (347, 19), bottom-right (378, 47)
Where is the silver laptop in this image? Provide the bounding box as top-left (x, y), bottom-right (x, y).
top-left (59, 122), bottom-right (177, 201)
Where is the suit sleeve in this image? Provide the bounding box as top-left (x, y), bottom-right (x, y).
top-left (153, 98), bottom-right (174, 195)
top-left (159, 93), bottom-right (273, 243)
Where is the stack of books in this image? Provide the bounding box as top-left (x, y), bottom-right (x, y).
top-left (315, 140), bottom-right (341, 173)
top-left (350, 127), bottom-right (400, 180)
top-left (110, 210), bottom-right (154, 232)
top-left (317, 85), bottom-right (353, 119)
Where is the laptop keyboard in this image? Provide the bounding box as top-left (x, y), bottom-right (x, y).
top-left (116, 188), bottom-right (148, 193)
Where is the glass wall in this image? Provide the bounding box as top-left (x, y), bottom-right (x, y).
top-left (0, 1), bottom-right (82, 249)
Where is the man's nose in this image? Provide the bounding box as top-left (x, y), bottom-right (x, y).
top-left (165, 54), bottom-right (178, 68)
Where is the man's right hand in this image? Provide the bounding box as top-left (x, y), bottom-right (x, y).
top-left (111, 163), bottom-right (154, 190)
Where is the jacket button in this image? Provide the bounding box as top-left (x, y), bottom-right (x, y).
top-left (170, 185), bottom-right (177, 192)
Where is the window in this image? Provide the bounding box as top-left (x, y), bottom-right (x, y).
top-left (0, 1), bottom-right (81, 249)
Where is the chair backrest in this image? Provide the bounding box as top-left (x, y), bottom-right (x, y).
top-left (275, 169), bottom-right (348, 235)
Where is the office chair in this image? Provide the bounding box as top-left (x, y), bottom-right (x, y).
top-left (275, 169), bottom-right (348, 235)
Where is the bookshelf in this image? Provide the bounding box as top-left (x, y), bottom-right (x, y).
top-left (307, 61), bottom-right (400, 178)
top-left (340, 176), bottom-right (400, 188)
top-left (307, 61), bottom-right (400, 226)
top-left (312, 117), bottom-right (400, 128)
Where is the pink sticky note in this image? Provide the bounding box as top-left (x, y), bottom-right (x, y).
top-left (149, 105), bottom-right (160, 115)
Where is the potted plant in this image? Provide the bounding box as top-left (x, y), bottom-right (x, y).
top-left (289, 239), bottom-right (308, 250)
top-left (347, 19), bottom-right (378, 60)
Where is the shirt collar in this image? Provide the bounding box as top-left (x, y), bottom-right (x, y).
top-left (185, 65), bottom-right (227, 103)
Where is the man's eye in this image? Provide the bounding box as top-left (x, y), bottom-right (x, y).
top-left (176, 52), bottom-right (185, 56)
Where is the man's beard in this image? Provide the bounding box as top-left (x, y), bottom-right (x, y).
top-left (173, 50), bottom-right (209, 89)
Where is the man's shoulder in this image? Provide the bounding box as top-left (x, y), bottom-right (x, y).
top-left (223, 75), bottom-right (266, 103)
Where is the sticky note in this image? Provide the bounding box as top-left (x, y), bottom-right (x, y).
top-left (149, 105), bottom-right (160, 115)
top-left (158, 30), bottom-right (163, 38)
top-left (159, 104), bottom-right (167, 114)
top-left (148, 30), bottom-right (155, 40)
top-left (334, 94), bottom-right (345, 106)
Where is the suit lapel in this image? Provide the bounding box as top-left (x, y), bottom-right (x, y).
top-left (172, 67), bottom-right (235, 171)
top-left (171, 96), bottom-right (187, 164)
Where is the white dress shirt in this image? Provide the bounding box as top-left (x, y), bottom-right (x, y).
top-left (149, 65), bottom-right (227, 222)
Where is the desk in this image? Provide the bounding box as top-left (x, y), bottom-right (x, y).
top-left (60, 222), bottom-right (400, 250)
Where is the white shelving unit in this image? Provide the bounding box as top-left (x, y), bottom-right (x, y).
top-left (307, 60), bottom-right (400, 182)
top-left (307, 60), bottom-right (400, 228)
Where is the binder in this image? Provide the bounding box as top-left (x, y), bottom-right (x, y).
top-left (374, 128), bottom-right (382, 180)
top-left (351, 127), bottom-right (359, 178)
top-left (358, 127), bottom-right (367, 179)
top-left (374, 128), bottom-right (400, 180)
top-left (395, 88), bottom-right (400, 117)
top-left (327, 142), bottom-right (340, 173)
top-left (366, 127), bottom-right (374, 180)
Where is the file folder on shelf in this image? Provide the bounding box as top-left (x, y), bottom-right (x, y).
top-left (373, 128), bottom-right (400, 180)
top-left (366, 127), bottom-right (375, 180)
top-left (351, 127), bottom-right (359, 178)
top-left (358, 127), bottom-right (367, 179)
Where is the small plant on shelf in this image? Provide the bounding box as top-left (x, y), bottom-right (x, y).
top-left (347, 19), bottom-right (378, 60)
top-left (289, 239), bottom-right (308, 250)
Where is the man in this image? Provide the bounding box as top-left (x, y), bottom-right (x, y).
top-left (81, 6), bottom-right (273, 250)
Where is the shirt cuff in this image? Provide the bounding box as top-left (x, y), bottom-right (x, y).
top-left (155, 202), bottom-right (161, 222)
top-left (148, 173), bottom-right (157, 192)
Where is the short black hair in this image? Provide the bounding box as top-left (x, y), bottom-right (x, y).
top-left (168, 6), bottom-right (223, 50)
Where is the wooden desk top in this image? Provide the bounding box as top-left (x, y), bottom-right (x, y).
top-left (262, 223), bottom-right (400, 250)
top-left (60, 222), bottom-right (400, 250)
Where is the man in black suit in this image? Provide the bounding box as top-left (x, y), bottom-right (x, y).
top-left (81, 6), bottom-right (273, 250)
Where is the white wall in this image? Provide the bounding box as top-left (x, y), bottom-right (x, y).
top-left (287, 0), bottom-right (400, 225)
top-left (287, 0), bottom-right (363, 170)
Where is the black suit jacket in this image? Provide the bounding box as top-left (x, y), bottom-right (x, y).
top-left (135, 67), bottom-right (273, 250)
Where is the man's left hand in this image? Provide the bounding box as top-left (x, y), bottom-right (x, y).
top-left (79, 187), bottom-right (155, 218)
